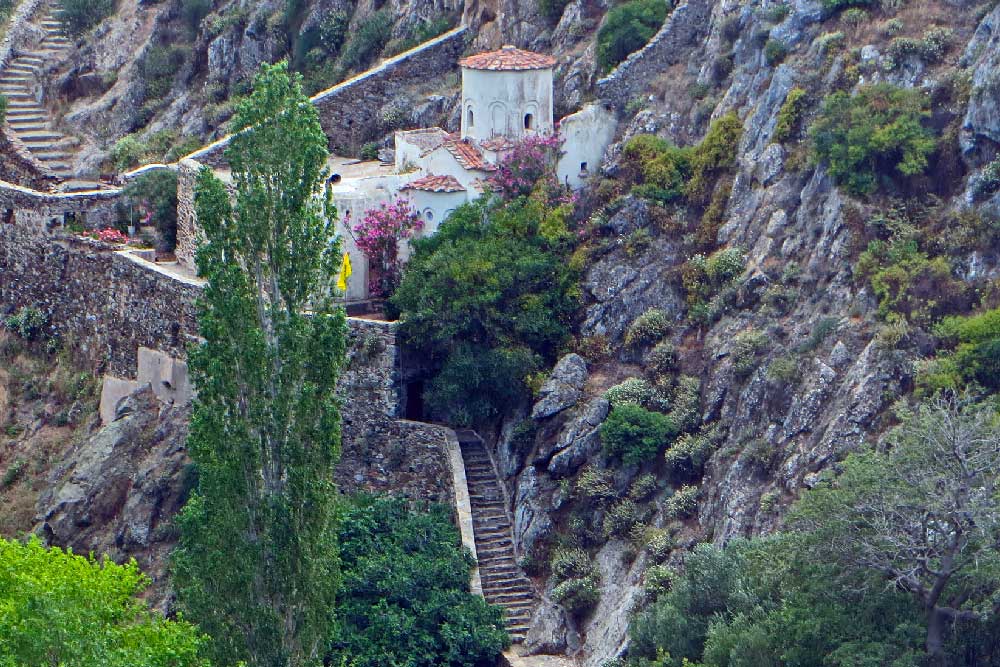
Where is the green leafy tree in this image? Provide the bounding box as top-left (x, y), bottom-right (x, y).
top-left (790, 396), bottom-right (1000, 665)
top-left (810, 84), bottom-right (936, 195)
top-left (122, 169), bottom-right (179, 252)
top-left (172, 62), bottom-right (346, 667)
top-left (390, 195), bottom-right (578, 426)
top-left (328, 496), bottom-right (509, 667)
top-left (0, 537), bottom-right (210, 667)
top-left (601, 403), bottom-right (678, 465)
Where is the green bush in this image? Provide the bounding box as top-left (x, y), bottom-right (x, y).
top-left (664, 484), bottom-right (699, 520)
top-left (810, 84), bottom-right (936, 195)
top-left (644, 530), bottom-right (675, 562)
top-left (330, 495), bottom-right (509, 667)
top-left (630, 473), bottom-right (658, 500)
top-left (664, 431), bottom-right (716, 479)
top-left (597, 0), bottom-right (670, 72)
top-left (4, 307), bottom-right (48, 342)
top-left (606, 377), bottom-right (656, 408)
top-left (342, 10), bottom-right (393, 69)
top-left (359, 141), bottom-right (380, 161)
top-left (764, 39), bottom-right (788, 65)
top-left (552, 575), bottom-right (601, 617)
top-left (576, 467), bottom-right (618, 504)
top-left (601, 403), bottom-right (678, 465)
top-left (820, 0), bottom-right (876, 10)
top-left (110, 134), bottom-right (149, 172)
top-left (885, 27), bottom-right (952, 66)
top-left (180, 0), bottom-right (211, 34)
top-left (773, 87), bottom-right (808, 142)
top-left (645, 341), bottom-right (678, 379)
top-left (971, 159), bottom-right (1000, 202)
top-left (681, 246), bottom-right (746, 310)
top-left (919, 308), bottom-right (1000, 393)
top-left (643, 563), bottom-right (675, 598)
top-left (622, 135), bottom-right (693, 205)
top-left (663, 374), bottom-right (701, 432)
top-left (538, 0), bottom-right (571, 23)
top-left (604, 498), bottom-right (642, 537)
top-left (58, 0), bottom-right (115, 35)
top-left (0, 94), bottom-right (6, 125)
top-left (140, 45), bottom-right (188, 102)
top-left (685, 112), bottom-right (743, 206)
top-left (551, 547), bottom-right (598, 582)
top-left (732, 329), bottom-right (770, 378)
top-left (840, 7), bottom-right (868, 28)
top-left (625, 308), bottom-right (672, 347)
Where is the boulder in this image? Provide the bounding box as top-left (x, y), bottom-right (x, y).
top-left (531, 354), bottom-right (588, 420)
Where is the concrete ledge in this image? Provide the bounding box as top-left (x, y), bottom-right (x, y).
top-left (441, 424), bottom-right (483, 596)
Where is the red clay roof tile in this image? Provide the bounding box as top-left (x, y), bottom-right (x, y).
top-left (459, 45), bottom-right (557, 71)
top-left (401, 174), bottom-right (467, 193)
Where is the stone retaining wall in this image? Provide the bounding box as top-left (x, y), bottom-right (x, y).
top-left (0, 179), bottom-right (121, 226)
top-left (185, 26), bottom-right (468, 165)
top-left (1, 207), bottom-right (456, 501)
top-left (595, 0), bottom-right (713, 107)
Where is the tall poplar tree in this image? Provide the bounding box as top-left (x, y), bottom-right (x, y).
top-left (172, 62), bottom-right (345, 667)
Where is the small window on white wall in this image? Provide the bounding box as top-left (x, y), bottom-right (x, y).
top-left (467, 108), bottom-right (474, 127)
top-left (424, 209), bottom-right (435, 222)
top-left (524, 113), bottom-right (534, 130)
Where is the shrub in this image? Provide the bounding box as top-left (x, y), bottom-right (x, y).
top-left (539, 0), bottom-right (571, 22)
top-left (4, 307), bottom-right (48, 342)
top-left (764, 39), bottom-right (788, 65)
top-left (625, 309), bottom-right (672, 347)
top-left (58, 0), bottom-right (114, 34)
top-left (597, 0), bottom-right (670, 72)
top-left (773, 87), bottom-right (808, 142)
top-left (810, 84), bottom-right (936, 195)
top-left (682, 247), bottom-right (746, 310)
top-left (886, 27), bottom-right (952, 66)
top-left (685, 112), bottom-right (743, 206)
top-left (552, 575), bottom-right (601, 617)
top-left (319, 11), bottom-right (350, 53)
top-left (630, 473), bottom-right (659, 500)
top-left (817, 31), bottom-right (846, 54)
top-left (645, 530), bottom-right (675, 562)
top-left (342, 10), bottom-right (393, 69)
top-left (601, 404), bottom-right (678, 465)
top-left (766, 354), bottom-right (801, 384)
top-left (0, 458), bottom-right (26, 490)
top-left (551, 547), bottom-right (598, 582)
top-left (731, 329), bottom-right (769, 377)
top-left (821, 0), bottom-right (876, 10)
top-left (139, 45), bottom-right (188, 102)
top-left (622, 135), bottom-right (693, 205)
top-left (664, 431), bottom-right (716, 478)
top-left (664, 374), bottom-right (702, 432)
top-left (664, 484), bottom-right (699, 520)
top-left (971, 159), bottom-right (1000, 201)
top-left (645, 341), bottom-right (678, 379)
top-left (110, 134), bottom-right (148, 172)
top-left (604, 498), bottom-right (641, 537)
top-left (644, 563), bottom-right (676, 598)
top-left (762, 4), bottom-right (791, 22)
top-left (180, 0), bottom-right (211, 34)
top-left (919, 307), bottom-right (1000, 393)
top-left (577, 467), bottom-right (618, 504)
top-left (606, 377), bottom-right (656, 408)
top-left (574, 335), bottom-right (612, 362)
top-left (840, 7), bottom-right (868, 28)
top-left (0, 94), bottom-right (6, 125)
top-left (359, 141), bottom-right (380, 161)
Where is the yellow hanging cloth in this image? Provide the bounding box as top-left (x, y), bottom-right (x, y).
top-left (337, 252), bottom-right (352, 292)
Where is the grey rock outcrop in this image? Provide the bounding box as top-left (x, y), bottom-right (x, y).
top-left (532, 354), bottom-right (588, 420)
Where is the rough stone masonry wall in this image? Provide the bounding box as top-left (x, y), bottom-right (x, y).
top-left (1, 209), bottom-right (456, 503)
top-left (595, 0), bottom-right (713, 107)
top-left (185, 26), bottom-right (468, 166)
top-left (0, 180), bottom-right (121, 226)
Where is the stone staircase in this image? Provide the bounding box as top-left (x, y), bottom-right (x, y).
top-left (1, 2), bottom-right (76, 179)
top-left (457, 430), bottom-right (537, 643)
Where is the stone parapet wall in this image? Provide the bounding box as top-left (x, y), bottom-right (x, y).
top-left (174, 160), bottom-right (202, 269)
top-left (595, 0), bottom-right (712, 107)
top-left (185, 27), bottom-right (468, 166)
top-left (0, 179), bottom-right (121, 225)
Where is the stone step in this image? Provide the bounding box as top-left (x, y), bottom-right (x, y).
top-left (34, 151), bottom-right (73, 161)
top-left (0, 75), bottom-right (32, 83)
top-left (18, 56), bottom-right (45, 65)
top-left (6, 65), bottom-right (38, 75)
top-left (8, 121), bottom-right (49, 130)
top-left (0, 90), bottom-right (32, 99)
top-left (486, 591), bottom-right (533, 604)
top-left (16, 131), bottom-right (62, 141)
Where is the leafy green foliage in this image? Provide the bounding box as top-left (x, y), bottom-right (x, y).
top-left (172, 63), bottom-right (345, 667)
top-left (391, 194), bottom-right (578, 426)
top-left (763, 38), bottom-right (788, 65)
top-left (329, 496), bottom-right (509, 667)
top-left (773, 87), bottom-right (808, 142)
top-left (179, 0), bottom-right (211, 34)
top-left (601, 403), bottom-right (678, 465)
top-left (622, 135), bottom-right (693, 205)
top-left (606, 377), bottom-right (656, 408)
top-left (121, 170), bottom-right (179, 252)
top-left (550, 547), bottom-right (602, 618)
top-left (597, 0), bottom-right (670, 72)
top-left (730, 328), bottom-right (769, 378)
top-left (0, 537), bottom-right (210, 667)
top-left (342, 10), bottom-right (392, 69)
top-left (920, 308), bottom-right (1000, 393)
top-left (538, 0), bottom-right (571, 23)
top-left (810, 84), bottom-right (936, 195)
top-left (820, 0), bottom-right (876, 10)
top-left (58, 0), bottom-right (115, 35)
top-left (686, 112), bottom-right (743, 207)
top-left (625, 308), bottom-right (672, 347)
top-left (3, 307), bottom-right (48, 343)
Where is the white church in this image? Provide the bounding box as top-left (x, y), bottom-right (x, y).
top-left (329, 45), bottom-right (617, 301)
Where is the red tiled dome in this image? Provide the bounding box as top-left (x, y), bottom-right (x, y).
top-left (459, 45), bottom-right (557, 71)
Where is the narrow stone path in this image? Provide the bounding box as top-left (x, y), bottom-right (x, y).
top-left (1, 2), bottom-right (75, 179)
top-left (456, 429), bottom-right (536, 643)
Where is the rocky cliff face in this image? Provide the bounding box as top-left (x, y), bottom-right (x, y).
top-left (476, 0), bottom-right (1000, 664)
